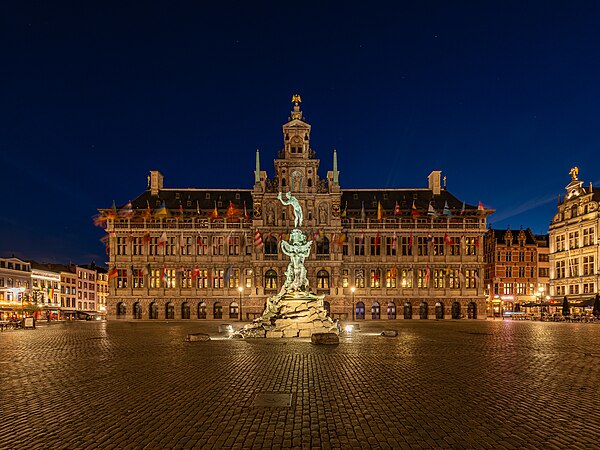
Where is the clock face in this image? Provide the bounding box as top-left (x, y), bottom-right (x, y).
top-left (292, 136), bottom-right (302, 144)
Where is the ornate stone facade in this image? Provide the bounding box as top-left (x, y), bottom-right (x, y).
top-left (549, 169), bottom-right (599, 301)
top-left (103, 98), bottom-right (492, 321)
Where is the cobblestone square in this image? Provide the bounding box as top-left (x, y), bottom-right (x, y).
top-left (1, 320), bottom-right (599, 449)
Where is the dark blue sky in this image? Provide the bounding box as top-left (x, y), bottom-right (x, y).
top-left (2, 1), bottom-right (600, 264)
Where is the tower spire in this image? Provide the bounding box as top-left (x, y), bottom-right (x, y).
top-left (333, 149), bottom-right (339, 185)
top-left (255, 148), bottom-right (261, 183)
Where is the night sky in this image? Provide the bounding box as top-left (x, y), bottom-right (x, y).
top-left (2, 1), bottom-right (600, 264)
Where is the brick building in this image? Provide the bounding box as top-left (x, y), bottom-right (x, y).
top-left (484, 227), bottom-right (546, 317)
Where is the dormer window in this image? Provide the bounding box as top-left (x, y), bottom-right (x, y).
top-left (205, 193), bottom-right (211, 199)
top-left (175, 193), bottom-right (180, 199)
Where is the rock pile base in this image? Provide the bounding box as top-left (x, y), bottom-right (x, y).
top-left (233, 291), bottom-right (339, 339)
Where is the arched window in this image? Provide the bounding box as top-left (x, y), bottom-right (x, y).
top-left (307, 178), bottom-right (312, 188)
top-left (372, 302), bottom-right (380, 320)
top-left (133, 302), bottom-right (142, 319)
top-left (265, 270), bottom-right (278, 290)
top-left (356, 302), bottom-right (365, 320)
top-left (198, 302), bottom-right (207, 319)
top-left (316, 237), bottom-right (329, 255)
top-left (282, 178), bottom-right (286, 187)
top-left (149, 302), bottom-right (158, 319)
top-left (182, 302), bottom-right (190, 319)
top-left (214, 302), bottom-right (223, 319)
top-left (387, 301), bottom-right (396, 320)
top-left (116, 302), bottom-right (126, 318)
top-left (229, 302), bottom-right (239, 319)
top-left (317, 270), bottom-right (329, 289)
top-left (166, 302), bottom-right (174, 320)
top-left (264, 236), bottom-right (278, 255)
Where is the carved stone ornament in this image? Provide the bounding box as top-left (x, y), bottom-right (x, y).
top-left (331, 200), bottom-right (340, 218)
top-left (253, 201), bottom-right (262, 219)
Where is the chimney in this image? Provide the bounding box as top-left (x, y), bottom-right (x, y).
top-left (428, 170), bottom-right (442, 196)
top-left (150, 170), bottom-right (164, 196)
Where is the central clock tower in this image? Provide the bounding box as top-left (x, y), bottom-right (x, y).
top-left (274, 95), bottom-right (321, 194)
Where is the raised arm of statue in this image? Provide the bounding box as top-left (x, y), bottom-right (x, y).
top-left (278, 191), bottom-right (303, 228)
top-left (281, 240), bottom-right (294, 257)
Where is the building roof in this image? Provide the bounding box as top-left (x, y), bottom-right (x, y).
top-left (486, 227), bottom-right (537, 245)
top-left (29, 261), bottom-right (74, 274)
top-left (340, 189), bottom-right (481, 218)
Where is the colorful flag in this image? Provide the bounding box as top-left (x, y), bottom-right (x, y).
top-left (425, 264), bottom-right (431, 285)
top-left (162, 264), bottom-right (168, 283)
top-left (443, 201), bottom-right (452, 217)
top-left (154, 200), bottom-right (169, 219)
top-left (408, 232), bottom-right (413, 250)
top-left (392, 233), bottom-right (397, 250)
top-left (360, 201), bottom-right (366, 222)
top-left (411, 200), bottom-right (419, 218)
top-left (243, 200), bottom-right (249, 220)
top-left (478, 201), bottom-right (484, 213)
top-left (394, 201), bottom-right (401, 216)
top-left (192, 265), bottom-right (200, 280)
top-left (143, 232), bottom-right (151, 243)
top-left (196, 200), bottom-right (201, 216)
top-left (377, 201), bottom-right (383, 220)
top-left (375, 231), bottom-right (380, 246)
top-left (108, 267), bottom-right (118, 280)
top-left (210, 202), bottom-right (219, 219)
top-left (460, 201), bottom-right (465, 214)
top-left (179, 202), bottom-right (184, 219)
top-left (157, 231), bottom-right (167, 246)
top-left (224, 265), bottom-right (233, 286)
top-left (427, 202), bottom-right (437, 217)
top-left (144, 200), bottom-right (152, 220)
top-left (254, 229), bottom-right (264, 248)
top-left (119, 201), bottom-right (134, 219)
top-left (444, 233), bottom-right (454, 246)
top-left (226, 201), bottom-right (238, 217)
top-left (341, 201), bottom-right (347, 218)
top-left (143, 264), bottom-right (150, 276)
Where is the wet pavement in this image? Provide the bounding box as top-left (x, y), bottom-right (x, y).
top-left (1, 319), bottom-right (600, 449)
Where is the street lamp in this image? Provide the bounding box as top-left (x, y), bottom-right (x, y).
top-left (351, 286), bottom-right (356, 321)
top-left (238, 286), bottom-right (243, 321)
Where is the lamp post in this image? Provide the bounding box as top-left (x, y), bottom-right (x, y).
top-left (351, 287), bottom-right (356, 321)
top-left (537, 286), bottom-right (545, 318)
top-left (238, 286), bottom-right (243, 321)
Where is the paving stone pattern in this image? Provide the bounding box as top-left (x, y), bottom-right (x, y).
top-left (1, 320), bottom-right (600, 449)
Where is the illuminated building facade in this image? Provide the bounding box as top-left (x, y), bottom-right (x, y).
top-left (0, 257), bottom-right (31, 319)
top-left (30, 262), bottom-right (61, 319)
top-left (483, 227), bottom-right (547, 316)
top-left (549, 168), bottom-right (599, 302)
top-left (103, 99), bottom-right (492, 321)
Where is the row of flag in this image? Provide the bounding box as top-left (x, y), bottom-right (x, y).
top-left (94, 200), bottom-right (250, 227)
top-left (341, 200), bottom-right (486, 220)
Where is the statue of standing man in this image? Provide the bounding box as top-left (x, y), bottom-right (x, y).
top-left (278, 192), bottom-right (303, 228)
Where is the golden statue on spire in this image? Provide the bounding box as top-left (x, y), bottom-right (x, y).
top-left (569, 166), bottom-right (579, 181)
top-left (292, 94), bottom-right (302, 106)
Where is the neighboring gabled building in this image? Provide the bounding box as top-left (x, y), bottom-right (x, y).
top-left (100, 98), bottom-right (493, 321)
top-left (484, 227), bottom-right (544, 317)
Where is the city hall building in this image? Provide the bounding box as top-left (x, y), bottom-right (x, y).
top-left (102, 99), bottom-right (492, 321)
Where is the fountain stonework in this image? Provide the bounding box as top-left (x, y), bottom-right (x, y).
top-left (234, 192), bottom-right (339, 338)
